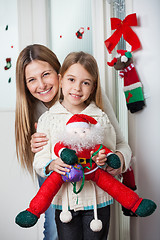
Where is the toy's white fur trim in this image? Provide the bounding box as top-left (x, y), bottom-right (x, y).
top-left (66, 122), bottom-right (90, 129)
top-left (58, 148), bottom-right (65, 157)
top-left (123, 82), bottom-right (142, 92)
top-left (84, 166), bottom-right (99, 175)
top-left (106, 152), bottom-right (113, 157)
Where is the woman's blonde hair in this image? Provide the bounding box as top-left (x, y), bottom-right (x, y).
top-left (15, 44), bottom-right (61, 176)
top-left (59, 51), bottom-right (103, 110)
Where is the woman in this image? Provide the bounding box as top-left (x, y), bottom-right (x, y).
top-left (15, 44), bottom-right (61, 240)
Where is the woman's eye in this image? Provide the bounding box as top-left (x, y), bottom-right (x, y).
top-left (74, 131), bottom-right (77, 134)
top-left (83, 131), bottom-right (86, 133)
top-left (27, 78), bottom-right (35, 83)
top-left (68, 78), bottom-right (74, 82)
top-left (43, 72), bottom-right (50, 77)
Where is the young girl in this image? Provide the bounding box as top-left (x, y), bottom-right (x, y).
top-left (17, 51), bottom-right (132, 240)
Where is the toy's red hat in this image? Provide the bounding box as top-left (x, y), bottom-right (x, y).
top-left (66, 114), bottom-right (98, 129)
top-left (117, 50), bottom-right (127, 56)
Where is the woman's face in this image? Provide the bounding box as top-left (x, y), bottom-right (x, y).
top-left (25, 60), bottom-right (59, 107)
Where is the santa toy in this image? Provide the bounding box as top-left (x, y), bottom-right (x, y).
top-left (15, 114), bottom-right (156, 231)
top-left (107, 50), bottom-right (145, 113)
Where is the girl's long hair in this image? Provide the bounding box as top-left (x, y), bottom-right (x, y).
top-left (59, 51), bottom-right (103, 110)
top-left (15, 44), bottom-right (61, 176)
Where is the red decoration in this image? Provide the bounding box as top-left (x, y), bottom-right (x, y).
top-left (107, 50), bottom-right (145, 113)
top-left (4, 58), bottom-right (11, 70)
top-left (76, 27), bottom-right (84, 39)
top-left (104, 13), bottom-right (141, 53)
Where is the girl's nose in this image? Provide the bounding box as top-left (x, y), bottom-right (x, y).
top-left (74, 82), bottom-right (81, 91)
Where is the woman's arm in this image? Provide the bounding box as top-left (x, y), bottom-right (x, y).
top-left (101, 90), bottom-right (132, 173)
top-left (33, 112), bottom-right (52, 177)
top-left (31, 132), bottom-right (48, 153)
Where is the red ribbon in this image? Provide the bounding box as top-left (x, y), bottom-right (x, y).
top-left (104, 13), bottom-right (141, 53)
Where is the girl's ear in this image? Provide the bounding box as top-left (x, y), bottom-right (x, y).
top-left (58, 74), bottom-right (62, 87)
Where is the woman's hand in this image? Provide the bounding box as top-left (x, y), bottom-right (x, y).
top-left (30, 132), bottom-right (48, 153)
top-left (106, 151), bottom-right (125, 176)
top-left (46, 158), bottom-right (72, 175)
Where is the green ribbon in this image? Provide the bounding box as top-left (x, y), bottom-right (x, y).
top-left (72, 144), bottom-right (103, 197)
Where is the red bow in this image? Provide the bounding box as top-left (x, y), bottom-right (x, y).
top-left (104, 13), bottom-right (141, 53)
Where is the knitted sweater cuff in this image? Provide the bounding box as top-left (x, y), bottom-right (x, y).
top-left (43, 159), bottom-right (54, 177)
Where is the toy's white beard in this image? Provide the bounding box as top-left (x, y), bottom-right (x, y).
top-left (58, 126), bottom-right (104, 152)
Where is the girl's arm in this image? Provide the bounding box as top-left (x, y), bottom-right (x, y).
top-left (45, 158), bottom-right (72, 176)
top-left (32, 114), bottom-right (71, 177)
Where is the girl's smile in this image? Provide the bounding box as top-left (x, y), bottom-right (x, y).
top-left (60, 63), bottom-right (95, 113)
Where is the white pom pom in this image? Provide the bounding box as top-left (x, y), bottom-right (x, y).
top-left (90, 219), bottom-right (102, 232)
top-left (60, 211), bottom-right (72, 223)
top-left (121, 55), bottom-right (128, 63)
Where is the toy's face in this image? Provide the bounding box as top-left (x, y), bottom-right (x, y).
top-left (113, 56), bottom-right (133, 70)
top-left (67, 127), bottom-right (90, 138)
top-left (113, 57), bottom-right (126, 70)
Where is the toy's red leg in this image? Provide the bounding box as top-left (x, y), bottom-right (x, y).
top-left (121, 167), bottom-right (137, 216)
top-left (27, 172), bottom-right (64, 218)
top-left (86, 168), bottom-right (141, 212)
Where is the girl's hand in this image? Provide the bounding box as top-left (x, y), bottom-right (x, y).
top-left (30, 132), bottom-right (48, 153)
top-left (91, 149), bottom-right (107, 166)
top-left (46, 158), bottom-right (72, 175)
top-left (106, 152), bottom-right (124, 176)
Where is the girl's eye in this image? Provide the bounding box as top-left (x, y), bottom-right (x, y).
top-left (74, 131), bottom-right (77, 134)
top-left (83, 131), bottom-right (86, 133)
top-left (83, 81), bottom-right (90, 85)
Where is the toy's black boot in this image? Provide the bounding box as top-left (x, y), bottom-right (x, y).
top-left (15, 210), bottom-right (38, 228)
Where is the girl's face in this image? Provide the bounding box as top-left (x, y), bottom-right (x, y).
top-left (60, 63), bottom-right (95, 113)
top-left (25, 60), bottom-right (59, 107)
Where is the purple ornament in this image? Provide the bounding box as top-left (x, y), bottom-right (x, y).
top-left (62, 163), bottom-right (83, 182)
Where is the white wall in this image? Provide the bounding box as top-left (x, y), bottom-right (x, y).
top-left (0, 0), bottom-right (47, 239)
top-left (129, 1), bottom-right (160, 239)
top-left (0, 112), bottom-right (44, 239)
